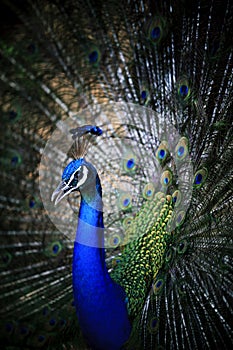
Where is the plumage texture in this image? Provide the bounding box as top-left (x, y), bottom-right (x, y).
top-left (0, 0), bottom-right (232, 349)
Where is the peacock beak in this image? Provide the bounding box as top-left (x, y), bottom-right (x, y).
top-left (51, 181), bottom-right (72, 206)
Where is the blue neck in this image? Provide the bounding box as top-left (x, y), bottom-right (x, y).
top-left (72, 181), bottom-right (131, 350)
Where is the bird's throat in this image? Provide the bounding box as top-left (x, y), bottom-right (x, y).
top-left (72, 187), bottom-right (131, 349)
top-left (75, 194), bottom-right (104, 247)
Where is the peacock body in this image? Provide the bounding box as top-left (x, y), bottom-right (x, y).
top-left (0, 0), bottom-right (233, 349)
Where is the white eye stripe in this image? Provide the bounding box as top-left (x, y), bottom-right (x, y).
top-left (67, 166), bottom-right (81, 186)
top-left (76, 166), bottom-right (88, 188)
top-left (67, 166), bottom-right (88, 188)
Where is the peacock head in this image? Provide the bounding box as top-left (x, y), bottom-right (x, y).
top-left (51, 125), bottom-right (103, 206)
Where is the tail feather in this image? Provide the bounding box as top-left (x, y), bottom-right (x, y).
top-left (0, 0), bottom-right (232, 349)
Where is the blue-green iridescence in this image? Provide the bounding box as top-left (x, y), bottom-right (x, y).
top-left (151, 27), bottom-right (161, 40)
top-left (72, 167), bottom-right (131, 350)
top-left (195, 173), bottom-right (202, 185)
top-left (141, 90), bottom-right (148, 99)
top-left (89, 50), bottom-right (99, 63)
top-left (111, 194), bottom-right (173, 317)
top-left (179, 85), bottom-right (189, 98)
top-left (123, 198), bottom-right (130, 207)
top-left (53, 244), bottom-right (59, 254)
top-left (159, 149), bottom-right (166, 159)
top-left (177, 146), bottom-right (185, 157)
top-left (126, 158), bottom-right (135, 169)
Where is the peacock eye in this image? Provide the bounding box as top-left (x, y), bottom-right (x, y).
top-left (175, 137), bottom-right (189, 160)
top-left (68, 169), bottom-right (81, 187)
top-left (70, 174), bottom-right (79, 187)
top-left (177, 78), bottom-right (191, 101)
top-left (141, 90), bottom-right (148, 99)
top-left (193, 168), bottom-right (208, 188)
top-left (150, 26), bottom-right (161, 40)
top-left (179, 85), bottom-right (189, 98)
top-left (160, 170), bottom-right (173, 187)
top-left (156, 141), bottom-right (169, 163)
top-left (87, 45), bottom-right (101, 66)
top-left (70, 179), bottom-right (78, 187)
top-left (146, 16), bottom-right (165, 45)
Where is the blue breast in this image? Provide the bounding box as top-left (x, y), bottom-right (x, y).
top-left (72, 195), bottom-right (131, 349)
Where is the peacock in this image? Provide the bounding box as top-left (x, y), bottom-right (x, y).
top-left (0, 0), bottom-right (232, 349)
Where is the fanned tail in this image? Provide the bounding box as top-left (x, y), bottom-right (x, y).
top-left (0, 0), bottom-right (232, 349)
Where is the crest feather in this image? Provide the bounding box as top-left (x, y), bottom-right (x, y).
top-left (69, 125), bottom-right (103, 159)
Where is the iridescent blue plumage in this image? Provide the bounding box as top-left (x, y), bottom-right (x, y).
top-left (0, 1), bottom-right (232, 349)
top-left (62, 159), bottom-right (84, 181)
top-left (53, 155), bottom-right (132, 349)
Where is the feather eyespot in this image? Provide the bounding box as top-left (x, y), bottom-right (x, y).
top-left (49, 318), bottom-right (56, 326)
top-left (153, 278), bottom-right (164, 295)
top-left (172, 190), bottom-right (182, 206)
top-left (150, 26), bottom-right (161, 40)
top-left (25, 195), bottom-right (41, 210)
top-left (148, 316), bottom-right (159, 333)
top-left (146, 16), bottom-right (166, 44)
top-left (29, 198), bottom-right (36, 208)
top-left (177, 240), bottom-right (188, 254)
top-left (122, 216), bottom-right (133, 228)
top-left (0, 251), bottom-right (12, 267)
top-left (177, 78), bottom-right (191, 101)
top-left (0, 149), bottom-right (22, 169)
top-left (44, 241), bottom-right (63, 257)
top-left (140, 85), bottom-right (151, 104)
top-left (156, 141), bottom-right (169, 162)
top-left (160, 170), bottom-right (172, 187)
top-left (7, 105), bottom-right (21, 123)
top-left (175, 211), bottom-right (186, 227)
top-left (193, 168), bottom-right (208, 188)
top-left (118, 193), bottom-right (132, 210)
top-left (143, 183), bottom-right (155, 200)
top-left (175, 137), bottom-right (189, 160)
top-left (165, 247), bottom-right (174, 262)
top-left (179, 84), bottom-right (189, 98)
top-left (126, 159), bottom-right (135, 169)
top-left (141, 89), bottom-right (149, 99)
top-left (123, 152), bottom-right (137, 172)
top-left (108, 234), bottom-right (122, 248)
top-left (87, 46), bottom-right (101, 66)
